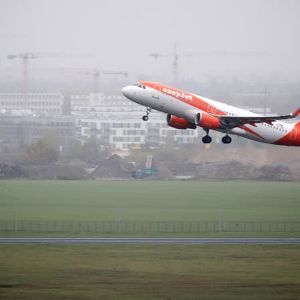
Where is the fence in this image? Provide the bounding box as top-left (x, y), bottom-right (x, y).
top-left (0, 220), bottom-right (300, 233)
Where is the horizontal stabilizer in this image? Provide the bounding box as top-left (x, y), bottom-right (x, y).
top-left (292, 108), bottom-right (300, 117)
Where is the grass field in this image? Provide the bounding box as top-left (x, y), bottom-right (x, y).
top-left (1, 181), bottom-right (300, 299)
top-left (1, 180), bottom-right (300, 221)
top-left (0, 180), bottom-right (300, 236)
top-left (1, 244), bottom-right (300, 300)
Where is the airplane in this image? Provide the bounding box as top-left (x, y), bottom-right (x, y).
top-left (122, 81), bottom-right (300, 146)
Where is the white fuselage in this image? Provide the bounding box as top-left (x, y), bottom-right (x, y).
top-left (122, 83), bottom-right (299, 145)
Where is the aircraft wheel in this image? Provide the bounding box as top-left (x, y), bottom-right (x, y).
top-left (142, 115), bottom-right (149, 121)
top-left (202, 135), bottom-right (212, 144)
top-left (222, 135), bottom-right (232, 144)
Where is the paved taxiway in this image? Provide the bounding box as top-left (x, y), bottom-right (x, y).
top-left (0, 238), bottom-right (299, 245)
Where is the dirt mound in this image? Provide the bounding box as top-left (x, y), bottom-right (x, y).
top-left (92, 154), bottom-right (135, 179)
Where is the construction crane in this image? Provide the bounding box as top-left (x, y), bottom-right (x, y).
top-left (150, 43), bottom-right (185, 83)
top-left (7, 52), bottom-right (40, 93)
top-left (150, 43), bottom-right (269, 83)
top-left (8, 52), bottom-right (94, 94)
top-left (81, 69), bottom-right (128, 93)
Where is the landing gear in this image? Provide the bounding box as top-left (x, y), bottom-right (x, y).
top-left (202, 135), bottom-right (212, 144)
top-left (202, 128), bottom-right (212, 144)
top-left (142, 107), bottom-right (151, 121)
top-left (222, 135), bottom-right (232, 144)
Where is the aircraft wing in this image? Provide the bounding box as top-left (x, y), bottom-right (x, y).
top-left (216, 108), bottom-right (300, 128)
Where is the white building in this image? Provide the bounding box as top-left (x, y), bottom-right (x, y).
top-left (0, 115), bottom-right (76, 149)
top-left (0, 93), bottom-right (64, 115)
top-left (71, 93), bottom-right (144, 115)
top-left (77, 112), bottom-right (200, 151)
top-left (71, 92), bottom-right (202, 150)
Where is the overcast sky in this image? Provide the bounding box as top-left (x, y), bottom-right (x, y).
top-left (1, 0), bottom-right (300, 81)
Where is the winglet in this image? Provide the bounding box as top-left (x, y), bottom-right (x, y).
top-left (292, 108), bottom-right (300, 117)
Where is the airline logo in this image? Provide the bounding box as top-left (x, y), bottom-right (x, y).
top-left (142, 81), bottom-right (222, 115)
top-left (162, 87), bottom-right (193, 101)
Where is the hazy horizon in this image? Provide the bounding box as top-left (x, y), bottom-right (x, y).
top-left (1, 0), bottom-right (300, 82)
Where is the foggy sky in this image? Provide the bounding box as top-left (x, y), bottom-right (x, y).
top-left (1, 0), bottom-right (300, 81)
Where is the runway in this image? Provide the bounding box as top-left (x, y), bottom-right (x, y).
top-left (0, 237), bottom-right (300, 245)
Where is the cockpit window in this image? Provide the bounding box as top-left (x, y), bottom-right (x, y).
top-left (133, 83), bottom-right (146, 89)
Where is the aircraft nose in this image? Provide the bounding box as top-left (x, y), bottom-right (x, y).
top-left (122, 86), bottom-right (132, 98)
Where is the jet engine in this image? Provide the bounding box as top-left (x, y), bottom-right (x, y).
top-left (198, 112), bottom-right (221, 129)
top-left (167, 114), bottom-right (197, 129)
